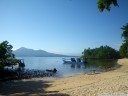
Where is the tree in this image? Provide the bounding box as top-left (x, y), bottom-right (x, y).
top-left (121, 23), bottom-right (128, 42)
top-left (82, 45), bottom-right (119, 59)
top-left (119, 23), bottom-right (128, 58)
top-left (97, 0), bottom-right (119, 12)
top-left (119, 42), bottom-right (128, 58)
top-left (0, 41), bottom-right (16, 69)
top-left (97, 0), bottom-right (128, 58)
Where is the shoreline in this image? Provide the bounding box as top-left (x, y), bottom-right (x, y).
top-left (43, 59), bottom-right (128, 96)
top-left (0, 59), bottom-right (128, 96)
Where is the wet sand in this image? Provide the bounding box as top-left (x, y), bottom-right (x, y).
top-left (0, 59), bottom-right (128, 96)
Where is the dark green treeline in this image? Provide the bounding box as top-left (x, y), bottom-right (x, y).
top-left (82, 45), bottom-right (119, 59)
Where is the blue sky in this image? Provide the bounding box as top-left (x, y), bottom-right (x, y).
top-left (0, 0), bottom-right (128, 56)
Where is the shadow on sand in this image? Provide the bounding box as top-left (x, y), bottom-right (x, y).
top-left (0, 80), bottom-right (69, 96)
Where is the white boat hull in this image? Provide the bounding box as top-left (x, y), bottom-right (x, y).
top-left (63, 59), bottom-right (84, 65)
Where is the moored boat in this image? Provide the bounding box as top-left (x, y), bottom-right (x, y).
top-left (63, 58), bottom-right (85, 64)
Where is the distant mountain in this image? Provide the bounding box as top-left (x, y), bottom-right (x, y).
top-left (13, 47), bottom-right (69, 57)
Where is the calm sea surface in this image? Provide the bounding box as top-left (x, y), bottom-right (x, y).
top-left (16, 57), bottom-right (117, 78)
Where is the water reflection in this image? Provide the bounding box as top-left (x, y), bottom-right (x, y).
top-left (85, 59), bottom-right (117, 71)
top-left (70, 64), bottom-right (84, 69)
top-left (64, 59), bottom-right (117, 72)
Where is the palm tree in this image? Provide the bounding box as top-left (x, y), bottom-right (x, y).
top-left (121, 23), bottom-right (128, 42)
top-left (119, 24), bottom-right (128, 58)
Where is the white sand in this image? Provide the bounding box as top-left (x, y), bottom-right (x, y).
top-left (45, 59), bottom-right (128, 96)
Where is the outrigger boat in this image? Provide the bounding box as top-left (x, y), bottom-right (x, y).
top-left (63, 58), bottom-right (86, 64)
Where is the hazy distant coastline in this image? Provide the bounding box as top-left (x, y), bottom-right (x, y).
top-left (13, 47), bottom-right (75, 57)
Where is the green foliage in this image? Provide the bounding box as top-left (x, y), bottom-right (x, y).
top-left (0, 41), bottom-right (16, 69)
top-left (119, 23), bottom-right (128, 58)
top-left (82, 45), bottom-right (119, 59)
top-left (121, 23), bottom-right (128, 42)
top-left (97, 0), bottom-right (119, 12)
top-left (97, 0), bottom-right (128, 58)
top-left (119, 42), bottom-right (128, 58)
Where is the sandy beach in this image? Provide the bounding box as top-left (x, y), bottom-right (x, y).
top-left (0, 59), bottom-right (128, 96)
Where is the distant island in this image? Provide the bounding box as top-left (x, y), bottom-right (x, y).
top-left (13, 47), bottom-right (71, 57)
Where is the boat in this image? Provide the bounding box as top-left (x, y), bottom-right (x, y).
top-left (63, 58), bottom-right (85, 64)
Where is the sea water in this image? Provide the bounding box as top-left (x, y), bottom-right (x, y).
top-left (16, 57), bottom-right (117, 78)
